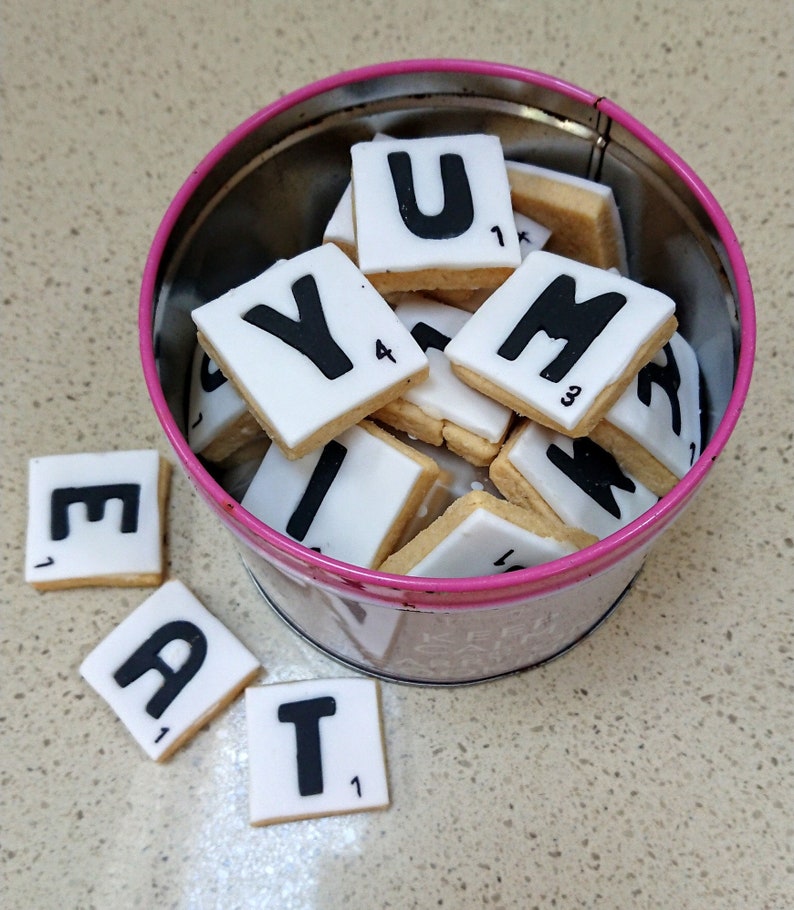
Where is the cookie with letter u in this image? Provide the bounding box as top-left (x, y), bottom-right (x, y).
top-left (445, 251), bottom-right (678, 437)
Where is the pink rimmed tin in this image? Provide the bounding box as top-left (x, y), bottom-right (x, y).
top-left (140, 60), bottom-right (754, 684)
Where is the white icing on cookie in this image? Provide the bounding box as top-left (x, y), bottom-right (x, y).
top-left (80, 580), bottom-right (261, 760)
top-left (352, 134), bottom-right (521, 274)
top-left (404, 507), bottom-right (577, 577)
top-left (604, 331), bottom-right (701, 477)
top-left (514, 210), bottom-right (552, 257)
top-left (187, 345), bottom-right (250, 454)
top-left (191, 244), bottom-right (428, 455)
top-left (444, 251), bottom-right (676, 433)
top-left (392, 295), bottom-right (514, 443)
top-left (241, 422), bottom-right (436, 568)
top-left (246, 677), bottom-right (389, 825)
top-left (505, 421), bottom-right (658, 539)
top-left (25, 450), bottom-right (166, 588)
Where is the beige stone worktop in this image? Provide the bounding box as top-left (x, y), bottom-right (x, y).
top-left (3, 1), bottom-right (792, 907)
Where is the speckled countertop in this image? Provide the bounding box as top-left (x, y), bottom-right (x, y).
top-left (3, 2), bottom-right (792, 908)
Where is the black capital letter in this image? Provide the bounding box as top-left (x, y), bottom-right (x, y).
top-left (200, 352), bottom-right (228, 392)
top-left (387, 151), bottom-right (474, 240)
top-left (636, 342), bottom-right (682, 436)
top-left (50, 484), bottom-right (141, 541)
top-left (285, 440), bottom-right (348, 541)
top-left (278, 696), bottom-right (337, 796)
top-left (113, 620), bottom-right (208, 719)
top-left (497, 274), bottom-right (626, 382)
top-left (546, 437), bottom-right (636, 519)
top-left (410, 321), bottom-right (452, 353)
top-left (243, 273), bottom-right (353, 380)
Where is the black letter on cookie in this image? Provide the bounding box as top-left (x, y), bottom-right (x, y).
top-left (497, 274), bottom-right (626, 383)
top-left (50, 484), bottom-right (141, 541)
top-left (546, 437), bottom-right (636, 519)
top-left (278, 696), bottom-right (337, 796)
top-left (113, 620), bottom-right (208, 719)
top-left (387, 151), bottom-right (475, 240)
top-left (285, 440), bottom-right (348, 541)
top-left (636, 342), bottom-right (682, 436)
top-left (200, 352), bottom-right (228, 392)
top-left (410, 322), bottom-right (452, 353)
top-left (243, 274), bottom-right (354, 380)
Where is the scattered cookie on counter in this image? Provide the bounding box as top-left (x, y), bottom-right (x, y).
top-left (240, 420), bottom-right (440, 568)
top-left (379, 489), bottom-right (596, 577)
top-left (445, 250), bottom-right (678, 437)
top-left (490, 420), bottom-right (659, 540)
top-left (506, 160), bottom-right (628, 272)
top-left (351, 134), bottom-right (521, 294)
top-left (191, 243), bottom-right (430, 460)
top-left (246, 677), bottom-right (389, 826)
top-left (25, 449), bottom-right (171, 590)
top-left (79, 579), bottom-right (262, 761)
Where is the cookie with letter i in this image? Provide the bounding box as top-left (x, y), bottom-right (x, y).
top-left (187, 345), bottom-right (268, 465)
top-left (351, 134), bottom-right (521, 294)
top-left (490, 420), bottom-right (659, 540)
top-left (240, 420), bottom-right (440, 568)
top-left (246, 677), bottom-right (389, 826)
top-left (191, 243), bottom-right (429, 460)
top-left (444, 250), bottom-right (678, 437)
top-left (379, 490), bottom-right (596, 577)
top-left (25, 449), bottom-right (171, 591)
top-left (372, 295), bottom-right (514, 466)
top-left (590, 332), bottom-right (702, 496)
top-left (506, 160), bottom-right (628, 272)
top-left (79, 580), bottom-right (261, 761)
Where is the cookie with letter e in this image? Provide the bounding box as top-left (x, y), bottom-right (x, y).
top-left (351, 134), bottom-right (521, 294)
top-left (191, 243), bottom-right (429, 460)
top-left (372, 295), bottom-right (514, 467)
top-left (506, 160), bottom-right (628, 273)
top-left (589, 331), bottom-right (702, 497)
top-left (245, 677), bottom-right (389, 826)
top-left (490, 420), bottom-right (659, 540)
top-left (79, 580), bottom-right (261, 761)
top-left (379, 490), bottom-right (596, 578)
top-left (25, 449), bottom-right (171, 591)
top-left (240, 420), bottom-right (440, 569)
top-left (187, 345), bottom-right (269, 466)
top-left (444, 251), bottom-right (678, 438)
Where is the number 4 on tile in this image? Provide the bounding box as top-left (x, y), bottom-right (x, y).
top-left (245, 678), bottom-right (390, 826)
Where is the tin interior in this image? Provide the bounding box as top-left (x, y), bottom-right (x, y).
top-left (146, 64), bottom-right (745, 594)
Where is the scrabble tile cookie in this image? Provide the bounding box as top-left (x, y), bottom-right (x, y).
top-left (445, 250), bottom-right (678, 437)
top-left (246, 677), bottom-right (389, 826)
top-left (240, 420), bottom-right (440, 568)
top-left (187, 345), bottom-right (269, 465)
top-left (351, 134), bottom-right (521, 294)
top-left (506, 160), bottom-right (628, 272)
top-left (590, 332), bottom-right (702, 496)
top-left (490, 420), bottom-right (659, 540)
top-left (372, 295), bottom-right (514, 466)
top-left (379, 490), bottom-right (596, 577)
top-left (25, 449), bottom-right (170, 591)
top-left (191, 243), bottom-right (429, 460)
top-left (80, 580), bottom-right (261, 761)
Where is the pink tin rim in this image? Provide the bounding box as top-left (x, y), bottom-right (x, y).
top-left (139, 58), bottom-right (755, 604)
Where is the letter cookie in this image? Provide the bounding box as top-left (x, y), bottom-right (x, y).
top-left (240, 420), bottom-right (440, 568)
top-left (373, 295), bottom-right (514, 466)
top-left (379, 490), bottom-right (596, 577)
top-left (590, 331), bottom-right (702, 495)
top-left (191, 243), bottom-right (429, 460)
top-left (490, 421), bottom-right (658, 540)
top-left (444, 251), bottom-right (678, 437)
top-left (187, 345), bottom-right (268, 465)
top-left (506, 160), bottom-right (628, 272)
top-left (246, 677), bottom-right (389, 826)
top-left (79, 580), bottom-right (261, 760)
top-left (351, 134), bottom-right (521, 294)
top-left (25, 450), bottom-right (170, 590)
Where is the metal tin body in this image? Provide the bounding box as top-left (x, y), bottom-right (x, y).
top-left (140, 60), bottom-right (754, 684)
